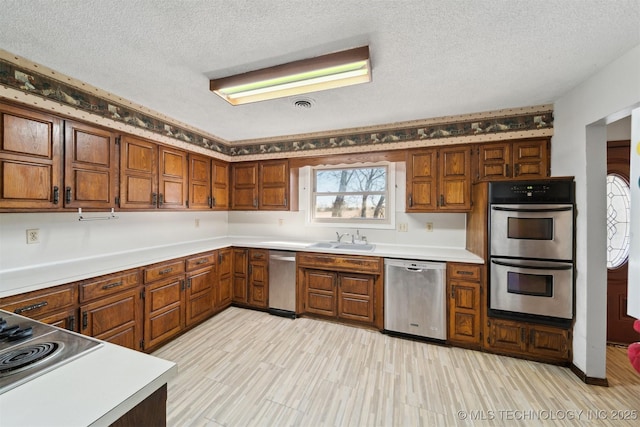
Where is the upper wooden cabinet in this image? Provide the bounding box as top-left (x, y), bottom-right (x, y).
top-left (475, 138), bottom-right (550, 181)
top-left (64, 120), bottom-right (118, 208)
top-left (211, 159), bottom-right (230, 210)
top-left (0, 103), bottom-right (63, 210)
top-left (259, 160), bottom-right (289, 210)
top-left (120, 136), bottom-right (188, 209)
top-left (188, 153), bottom-right (212, 210)
top-left (406, 145), bottom-right (471, 212)
top-left (231, 160), bottom-right (290, 210)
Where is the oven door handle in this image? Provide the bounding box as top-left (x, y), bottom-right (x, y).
top-left (491, 206), bottom-right (573, 213)
top-left (491, 259), bottom-right (573, 270)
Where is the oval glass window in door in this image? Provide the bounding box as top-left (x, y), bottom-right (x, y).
top-left (606, 173), bottom-right (631, 269)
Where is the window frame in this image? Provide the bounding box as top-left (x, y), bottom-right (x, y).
top-left (308, 161), bottom-right (395, 229)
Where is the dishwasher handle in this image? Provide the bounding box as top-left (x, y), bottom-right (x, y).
top-left (270, 255), bottom-right (296, 262)
top-left (405, 267), bottom-right (424, 273)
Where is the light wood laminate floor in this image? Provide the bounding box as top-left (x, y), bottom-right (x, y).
top-left (153, 307), bottom-right (640, 426)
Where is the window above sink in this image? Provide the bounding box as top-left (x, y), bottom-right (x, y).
top-left (303, 162), bottom-right (396, 230)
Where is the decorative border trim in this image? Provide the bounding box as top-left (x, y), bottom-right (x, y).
top-left (0, 49), bottom-right (553, 160)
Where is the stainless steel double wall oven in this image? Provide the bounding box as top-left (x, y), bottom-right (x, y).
top-left (488, 178), bottom-right (575, 326)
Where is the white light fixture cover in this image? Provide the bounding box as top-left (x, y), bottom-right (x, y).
top-left (210, 46), bottom-right (371, 105)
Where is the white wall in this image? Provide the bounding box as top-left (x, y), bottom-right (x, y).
top-left (629, 108), bottom-right (640, 318)
top-left (553, 43), bottom-right (640, 379)
top-left (227, 162), bottom-right (468, 248)
top-left (0, 211), bottom-right (228, 271)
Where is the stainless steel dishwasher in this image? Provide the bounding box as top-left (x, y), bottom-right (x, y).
top-left (268, 251), bottom-right (297, 319)
top-left (384, 259), bottom-right (446, 340)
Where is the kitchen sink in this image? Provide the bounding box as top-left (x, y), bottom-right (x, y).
top-left (306, 242), bottom-right (375, 251)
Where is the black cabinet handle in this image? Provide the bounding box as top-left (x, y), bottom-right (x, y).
top-left (82, 312), bottom-right (88, 330)
top-left (159, 193), bottom-right (164, 206)
top-left (14, 301), bottom-right (48, 314)
top-left (101, 281), bottom-right (123, 290)
top-left (408, 194), bottom-right (413, 207)
top-left (53, 186), bottom-right (59, 204)
top-left (159, 268), bottom-right (173, 275)
top-left (152, 193), bottom-right (158, 206)
top-left (65, 187), bottom-right (72, 204)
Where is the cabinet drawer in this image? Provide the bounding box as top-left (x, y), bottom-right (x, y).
top-left (79, 269), bottom-right (141, 302)
top-left (297, 253), bottom-right (382, 274)
top-left (448, 263), bottom-right (481, 281)
top-left (186, 252), bottom-right (215, 271)
top-left (144, 260), bottom-right (185, 283)
top-left (249, 249), bottom-right (268, 262)
top-left (0, 284), bottom-right (77, 318)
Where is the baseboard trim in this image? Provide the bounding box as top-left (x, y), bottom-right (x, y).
top-left (569, 363), bottom-right (609, 387)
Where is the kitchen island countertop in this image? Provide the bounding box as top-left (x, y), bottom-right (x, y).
top-left (0, 236), bottom-right (482, 298)
top-left (0, 339), bottom-right (177, 426)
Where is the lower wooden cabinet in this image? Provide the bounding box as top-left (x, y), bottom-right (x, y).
top-left (78, 269), bottom-right (143, 351)
top-left (447, 263), bottom-right (482, 347)
top-left (185, 251), bottom-right (216, 326)
top-left (0, 283), bottom-right (78, 331)
top-left (248, 249), bottom-right (269, 308)
top-left (232, 248), bottom-right (269, 309)
top-left (144, 272), bottom-right (186, 350)
top-left (232, 248), bottom-right (249, 304)
top-left (217, 248), bottom-right (233, 308)
top-left (485, 318), bottom-right (571, 363)
top-left (81, 288), bottom-right (143, 350)
top-left (297, 253), bottom-right (383, 329)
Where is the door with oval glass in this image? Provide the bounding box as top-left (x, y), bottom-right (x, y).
top-left (606, 140), bottom-right (639, 344)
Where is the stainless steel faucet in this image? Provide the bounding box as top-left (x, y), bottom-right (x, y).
top-left (336, 231), bottom-right (350, 243)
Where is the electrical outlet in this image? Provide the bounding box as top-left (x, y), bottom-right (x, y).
top-left (26, 229), bottom-right (40, 244)
top-left (398, 223), bottom-right (408, 232)
top-left (195, 218), bottom-right (200, 228)
top-left (278, 218), bottom-right (284, 226)
top-left (426, 222), bottom-right (433, 232)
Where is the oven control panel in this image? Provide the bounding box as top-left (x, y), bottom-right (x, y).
top-left (489, 179), bottom-right (575, 204)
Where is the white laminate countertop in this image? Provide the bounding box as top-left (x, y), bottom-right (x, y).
top-left (0, 340), bottom-right (177, 427)
top-left (0, 236), bottom-right (483, 298)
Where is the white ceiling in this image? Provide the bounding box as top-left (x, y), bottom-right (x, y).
top-left (1, 1), bottom-right (638, 144)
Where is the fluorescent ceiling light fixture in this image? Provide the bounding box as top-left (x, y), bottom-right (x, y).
top-left (210, 46), bottom-right (371, 105)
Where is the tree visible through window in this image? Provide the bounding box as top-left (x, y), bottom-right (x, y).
top-left (312, 165), bottom-right (389, 222)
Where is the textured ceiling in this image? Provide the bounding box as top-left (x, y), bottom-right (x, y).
top-left (0, 0), bottom-right (638, 144)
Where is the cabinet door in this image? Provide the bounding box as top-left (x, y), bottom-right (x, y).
top-left (338, 273), bottom-right (374, 323)
top-left (249, 250), bottom-right (269, 308)
top-left (406, 149), bottom-right (437, 211)
top-left (528, 325), bottom-right (570, 360)
top-left (120, 136), bottom-right (157, 209)
top-left (189, 154), bottom-right (212, 210)
top-left (0, 103), bottom-right (63, 209)
top-left (486, 319), bottom-right (527, 353)
top-left (63, 120), bottom-right (118, 208)
top-left (185, 267), bottom-right (215, 326)
top-left (448, 280), bottom-right (481, 345)
top-left (158, 146), bottom-right (188, 209)
top-left (144, 276), bottom-right (185, 349)
top-left (476, 142), bottom-right (510, 181)
top-left (232, 248), bottom-right (248, 303)
top-left (80, 288), bottom-right (142, 351)
top-left (217, 248), bottom-right (233, 307)
top-left (512, 140), bottom-right (549, 179)
top-left (36, 308), bottom-right (77, 332)
top-left (211, 160), bottom-right (230, 210)
top-left (304, 269), bottom-right (337, 317)
top-left (259, 160), bottom-right (289, 210)
top-left (231, 163), bottom-right (258, 210)
top-left (439, 146), bottom-right (471, 211)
